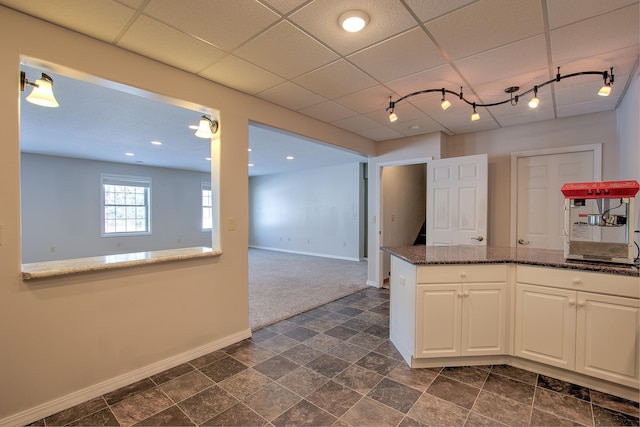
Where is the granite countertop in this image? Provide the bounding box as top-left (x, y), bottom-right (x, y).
top-left (381, 245), bottom-right (639, 277)
top-left (22, 246), bottom-right (222, 280)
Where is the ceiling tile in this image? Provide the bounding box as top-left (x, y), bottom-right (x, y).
top-left (455, 34), bottom-right (548, 86)
top-left (348, 28), bottom-right (446, 82)
top-left (376, 112), bottom-right (446, 137)
top-left (495, 107), bottom-right (556, 127)
top-left (261, 0), bottom-right (308, 14)
top-left (384, 64), bottom-right (465, 100)
top-left (554, 77), bottom-right (623, 106)
top-left (234, 21), bottom-right (339, 79)
top-left (334, 85), bottom-right (395, 114)
top-left (0, 0), bottom-right (137, 43)
top-left (470, 68), bottom-right (552, 105)
top-left (142, 0), bottom-right (280, 51)
top-left (331, 114), bottom-right (380, 132)
top-left (557, 99), bottom-right (619, 118)
top-left (199, 55), bottom-right (285, 95)
top-left (403, 0), bottom-right (479, 22)
top-left (355, 126), bottom-right (404, 141)
top-left (288, 0), bottom-right (418, 56)
top-left (425, 0), bottom-right (544, 60)
top-left (117, 15), bottom-right (227, 73)
top-left (546, 0), bottom-right (638, 29)
top-left (299, 100), bottom-right (358, 122)
top-left (550, 4), bottom-right (639, 64)
top-left (293, 60), bottom-right (378, 99)
top-left (257, 81), bottom-right (326, 110)
top-left (560, 46), bottom-right (638, 77)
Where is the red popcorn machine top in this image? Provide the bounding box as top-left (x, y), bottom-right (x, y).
top-left (561, 180), bottom-right (639, 265)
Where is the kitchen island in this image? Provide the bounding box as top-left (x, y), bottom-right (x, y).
top-left (382, 245), bottom-right (639, 401)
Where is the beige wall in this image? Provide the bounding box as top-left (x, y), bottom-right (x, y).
top-left (0, 7), bottom-right (374, 423)
top-left (447, 111), bottom-right (619, 246)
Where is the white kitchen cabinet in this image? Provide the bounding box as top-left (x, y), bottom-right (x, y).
top-left (417, 279), bottom-right (507, 358)
top-left (514, 283), bottom-right (577, 370)
top-left (515, 273), bottom-right (640, 389)
top-left (576, 292), bottom-right (639, 388)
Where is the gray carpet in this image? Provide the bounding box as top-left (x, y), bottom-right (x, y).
top-left (249, 248), bottom-right (369, 329)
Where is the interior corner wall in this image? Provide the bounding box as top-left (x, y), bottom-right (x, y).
top-left (249, 162), bottom-right (362, 260)
top-left (616, 68), bottom-right (640, 231)
top-left (446, 111), bottom-right (619, 247)
top-left (0, 7), bottom-right (374, 424)
top-left (21, 153), bottom-right (212, 263)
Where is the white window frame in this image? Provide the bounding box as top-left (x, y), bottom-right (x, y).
top-left (201, 181), bottom-right (213, 231)
top-left (101, 173), bottom-right (152, 237)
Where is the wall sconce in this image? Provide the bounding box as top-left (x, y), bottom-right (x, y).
top-left (20, 71), bottom-right (59, 107)
top-left (386, 67), bottom-right (614, 123)
top-left (195, 115), bottom-right (219, 139)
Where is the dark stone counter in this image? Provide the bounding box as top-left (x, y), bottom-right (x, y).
top-left (381, 246), bottom-right (639, 277)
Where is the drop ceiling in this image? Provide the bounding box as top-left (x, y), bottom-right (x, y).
top-left (6, 0), bottom-right (639, 174)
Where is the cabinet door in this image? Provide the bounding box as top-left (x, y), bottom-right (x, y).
top-left (576, 292), bottom-right (640, 388)
top-left (515, 284), bottom-right (576, 370)
top-left (462, 283), bottom-right (507, 356)
top-left (416, 284), bottom-right (461, 357)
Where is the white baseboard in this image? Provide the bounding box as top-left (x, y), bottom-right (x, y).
top-left (1, 328), bottom-right (252, 427)
top-left (249, 245), bottom-right (362, 262)
top-left (366, 280), bottom-right (379, 287)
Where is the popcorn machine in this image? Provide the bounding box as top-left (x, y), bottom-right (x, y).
top-left (561, 180), bottom-right (639, 265)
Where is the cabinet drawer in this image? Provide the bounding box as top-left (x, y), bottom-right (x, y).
top-left (417, 264), bottom-right (508, 284)
top-left (516, 266), bottom-right (639, 298)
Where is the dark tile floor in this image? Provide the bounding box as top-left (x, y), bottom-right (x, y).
top-left (30, 287), bottom-right (639, 426)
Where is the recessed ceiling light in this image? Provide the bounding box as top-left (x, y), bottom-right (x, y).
top-left (248, 148), bottom-right (252, 152)
top-left (286, 156), bottom-right (294, 160)
top-left (205, 157), bottom-right (211, 161)
top-left (248, 163), bottom-right (254, 167)
top-left (125, 152), bottom-right (135, 156)
top-left (150, 141), bottom-right (162, 145)
top-left (339, 10), bottom-right (369, 32)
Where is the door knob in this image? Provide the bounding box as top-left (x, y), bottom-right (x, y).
top-left (471, 236), bottom-right (484, 241)
top-left (518, 239), bottom-right (530, 245)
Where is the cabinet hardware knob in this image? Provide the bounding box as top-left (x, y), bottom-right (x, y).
top-left (569, 299), bottom-right (576, 305)
top-left (463, 291), bottom-right (469, 297)
top-left (457, 291), bottom-right (463, 297)
top-left (573, 278), bottom-right (582, 285)
top-left (460, 272), bottom-right (467, 278)
top-left (578, 301), bottom-right (586, 307)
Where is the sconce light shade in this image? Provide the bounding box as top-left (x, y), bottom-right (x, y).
top-left (528, 97), bottom-right (539, 108)
top-left (388, 111), bottom-right (398, 122)
top-left (471, 104), bottom-right (480, 121)
top-left (22, 72), bottom-right (59, 107)
top-left (195, 115), bottom-right (219, 138)
top-left (441, 99), bottom-right (451, 110)
top-left (339, 10), bottom-right (369, 32)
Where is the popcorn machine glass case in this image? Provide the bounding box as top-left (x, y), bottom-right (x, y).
top-left (562, 180), bottom-right (639, 265)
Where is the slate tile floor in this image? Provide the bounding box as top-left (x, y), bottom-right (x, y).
top-left (30, 287), bottom-right (639, 426)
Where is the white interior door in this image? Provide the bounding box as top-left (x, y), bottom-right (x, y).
top-left (516, 151), bottom-right (595, 249)
top-left (426, 154), bottom-right (488, 246)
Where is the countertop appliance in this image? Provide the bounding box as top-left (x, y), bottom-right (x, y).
top-left (561, 180), bottom-right (639, 265)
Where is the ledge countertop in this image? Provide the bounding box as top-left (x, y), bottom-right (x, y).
top-left (381, 245), bottom-right (639, 277)
top-left (22, 246), bottom-right (222, 280)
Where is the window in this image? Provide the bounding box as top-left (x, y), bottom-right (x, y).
top-left (202, 181), bottom-right (212, 230)
top-left (101, 174), bottom-right (151, 235)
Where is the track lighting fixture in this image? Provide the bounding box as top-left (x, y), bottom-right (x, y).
top-left (20, 71), bottom-right (59, 107)
top-left (195, 115), bottom-right (219, 139)
top-left (528, 86), bottom-right (539, 109)
top-left (386, 67), bottom-right (614, 123)
top-left (471, 103), bottom-right (480, 121)
top-left (440, 88), bottom-right (451, 111)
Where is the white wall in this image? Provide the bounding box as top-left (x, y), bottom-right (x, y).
top-left (249, 162), bottom-right (362, 260)
top-left (447, 111), bottom-right (620, 247)
top-left (0, 7), bottom-right (374, 424)
top-left (21, 153), bottom-right (212, 262)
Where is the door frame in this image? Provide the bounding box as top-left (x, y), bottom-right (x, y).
top-left (375, 156), bottom-right (432, 287)
top-left (509, 143), bottom-right (602, 247)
